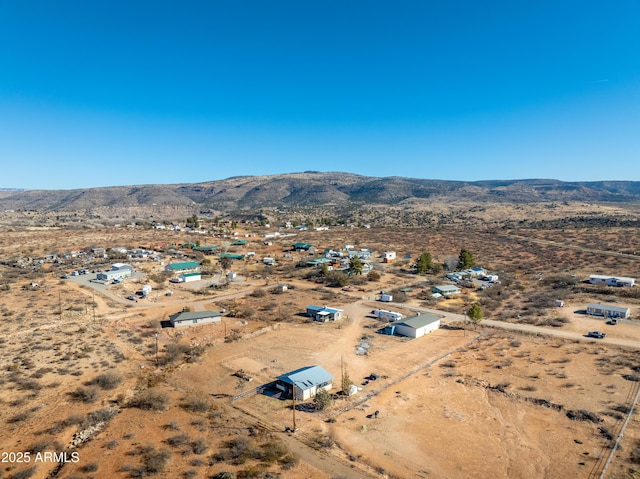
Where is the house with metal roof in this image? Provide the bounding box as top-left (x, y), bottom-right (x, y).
top-left (276, 365), bottom-right (333, 400)
top-left (432, 285), bottom-right (461, 296)
top-left (306, 305), bottom-right (343, 322)
top-left (387, 312), bottom-right (441, 338)
top-left (219, 253), bottom-right (245, 260)
top-left (169, 310), bottom-right (222, 327)
top-left (165, 261), bottom-right (200, 273)
top-left (96, 263), bottom-right (133, 281)
top-left (586, 303), bottom-right (631, 319)
top-left (293, 243), bottom-right (313, 251)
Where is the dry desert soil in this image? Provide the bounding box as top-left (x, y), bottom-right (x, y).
top-left (0, 212), bottom-right (639, 479)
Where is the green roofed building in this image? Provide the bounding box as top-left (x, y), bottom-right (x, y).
top-left (231, 239), bottom-right (248, 246)
top-left (193, 245), bottom-right (218, 252)
top-left (293, 243), bottom-right (313, 251)
top-left (165, 261), bottom-right (200, 273)
top-left (219, 253), bottom-right (245, 260)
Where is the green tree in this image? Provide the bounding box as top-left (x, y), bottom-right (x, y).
top-left (186, 214), bottom-right (199, 228)
top-left (349, 256), bottom-right (363, 275)
top-left (313, 388), bottom-right (332, 411)
top-left (342, 369), bottom-right (353, 397)
top-left (416, 252), bottom-right (433, 274)
top-left (230, 220), bottom-right (238, 230)
top-left (219, 256), bottom-right (233, 272)
top-left (320, 263), bottom-right (330, 276)
top-left (467, 304), bottom-right (483, 329)
top-left (459, 249), bottom-right (475, 269)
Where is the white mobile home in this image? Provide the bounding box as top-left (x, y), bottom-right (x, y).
top-left (586, 303), bottom-right (631, 319)
top-left (589, 275), bottom-right (635, 287)
top-left (372, 309), bottom-right (403, 322)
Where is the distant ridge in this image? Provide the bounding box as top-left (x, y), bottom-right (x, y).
top-left (0, 172), bottom-right (639, 213)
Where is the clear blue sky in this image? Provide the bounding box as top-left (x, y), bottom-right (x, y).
top-left (1, 1), bottom-right (639, 189)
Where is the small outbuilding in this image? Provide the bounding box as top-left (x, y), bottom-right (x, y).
top-left (276, 365), bottom-right (333, 400)
top-left (306, 305), bottom-right (343, 322)
top-left (586, 303), bottom-right (631, 319)
top-left (382, 251), bottom-right (396, 263)
top-left (391, 313), bottom-right (441, 338)
top-left (180, 272), bottom-right (202, 283)
top-left (169, 310), bottom-right (222, 327)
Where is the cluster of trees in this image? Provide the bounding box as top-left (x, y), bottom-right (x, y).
top-left (415, 248), bottom-right (475, 275)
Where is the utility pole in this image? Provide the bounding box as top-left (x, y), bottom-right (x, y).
top-left (155, 331), bottom-right (159, 367)
top-left (92, 293), bottom-right (96, 322)
top-left (58, 292), bottom-right (62, 318)
top-left (292, 383), bottom-right (297, 431)
top-left (341, 356), bottom-right (345, 399)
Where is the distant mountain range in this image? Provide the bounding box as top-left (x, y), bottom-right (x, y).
top-left (1, 172), bottom-right (640, 213)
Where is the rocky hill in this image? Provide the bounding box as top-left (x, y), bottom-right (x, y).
top-left (1, 172), bottom-right (640, 214)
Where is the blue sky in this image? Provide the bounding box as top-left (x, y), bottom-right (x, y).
top-left (1, 1), bottom-right (639, 189)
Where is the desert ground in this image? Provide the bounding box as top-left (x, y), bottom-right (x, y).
top-left (0, 207), bottom-right (639, 479)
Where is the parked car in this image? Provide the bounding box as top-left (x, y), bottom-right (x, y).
top-left (126, 295), bottom-right (138, 302)
top-left (606, 318), bottom-right (618, 325)
top-left (587, 331), bottom-right (606, 339)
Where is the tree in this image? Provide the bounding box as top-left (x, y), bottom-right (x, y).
top-left (341, 369), bottom-right (353, 397)
top-left (313, 388), bottom-right (332, 411)
top-left (219, 256), bottom-right (232, 272)
top-left (459, 249), bottom-right (475, 269)
top-left (416, 252), bottom-right (433, 274)
top-left (320, 263), bottom-right (330, 276)
top-left (186, 214), bottom-right (199, 229)
top-left (467, 304), bottom-right (483, 329)
top-left (349, 256), bottom-right (363, 275)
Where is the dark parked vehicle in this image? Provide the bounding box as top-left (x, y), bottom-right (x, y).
top-left (587, 331), bottom-right (606, 339)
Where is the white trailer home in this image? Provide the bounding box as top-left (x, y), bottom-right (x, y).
top-left (372, 309), bottom-right (403, 322)
top-left (589, 275), bottom-right (635, 287)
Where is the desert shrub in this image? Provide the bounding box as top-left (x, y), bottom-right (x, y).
top-left (166, 434), bottom-right (190, 448)
top-left (212, 472), bottom-right (235, 479)
top-left (251, 288), bottom-right (266, 298)
top-left (83, 408), bottom-right (118, 428)
top-left (259, 439), bottom-right (289, 463)
top-left (105, 439), bottom-right (118, 449)
top-left (70, 386), bottom-right (100, 403)
top-left (7, 411), bottom-right (31, 423)
top-left (162, 343), bottom-right (191, 365)
top-left (81, 462), bottom-right (99, 473)
top-left (192, 438), bottom-right (208, 455)
top-left (27, 440), bottom-right (53, 453)
top-left (10, 467), bottom-right (37, 479)
top-left (279, 452), bottom-right (299, 470)
top-left (134, 446), bottom-right (171, 476)
top-left (367, 270), bottom-right (381, 282)
top-left (90, 371), bottom-right (124, 390)
top-left (128, 390), bottom-right (169, 411)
